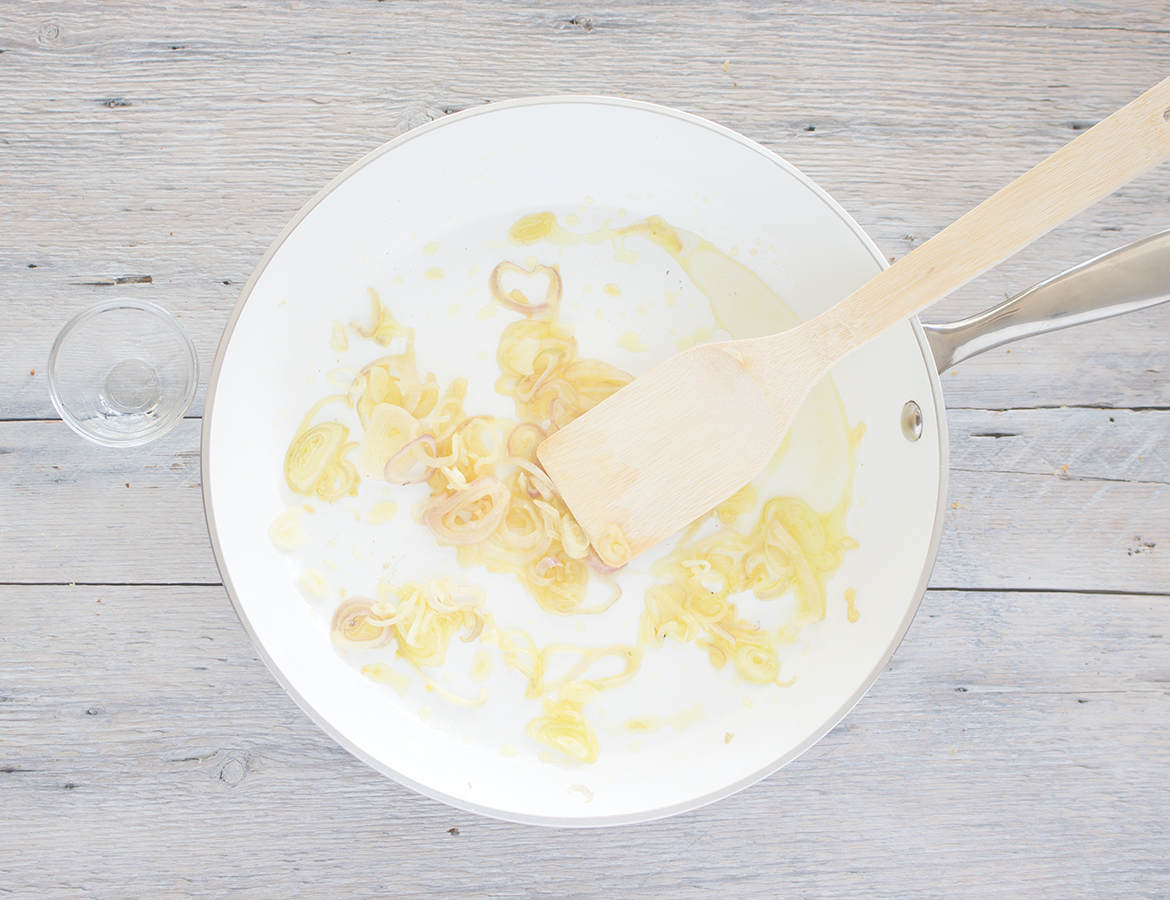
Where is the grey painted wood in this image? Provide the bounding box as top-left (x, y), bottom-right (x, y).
top-left (5, 409), bottom-right (1167, 591)
top-left (936, 409), bottom-right (1170, 592)
top-left (0, 419), bottom-right (216, 585)
top-left (2, 0), bottom-right (1169, 896)
top-left (2, 584), bottom-right (1167, 898)
top-left (3, 1), bottom-right (1170, 418)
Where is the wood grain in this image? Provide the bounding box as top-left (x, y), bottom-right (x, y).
top-left (3, 1), bottom-right (1170, 418)
top-left (4, 411), bottom-right (1170, 589)
top-left (0, 419), bottom-right (217, 585)
top-left (1, 583), bottom-right (1166, 898)
top-left (3, 0), bottom-right (1169, 895)
top-left (544, 77), bottom-right (1170, 557)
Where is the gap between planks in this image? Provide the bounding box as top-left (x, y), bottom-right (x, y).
top-left (3, 582), bottom-right (1166, 600)
top-left (6, 405), bottom-right (1170, 424)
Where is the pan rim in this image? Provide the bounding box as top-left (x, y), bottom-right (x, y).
top-left (201, 94), bottom-right (951, 827)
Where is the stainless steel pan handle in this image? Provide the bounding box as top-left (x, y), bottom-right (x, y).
top-left (921, 230), bottom-right (1170, 373)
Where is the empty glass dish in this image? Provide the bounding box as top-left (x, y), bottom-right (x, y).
top-left (47, 299), bottom-right (199, 447)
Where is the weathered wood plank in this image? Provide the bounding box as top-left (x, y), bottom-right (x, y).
top-left (4, 408), bottom-right (1169, 590)
top-left (1, 583), bottom-right (1166, 898)
top-left (934, 406), bottom-right (1170, 591)
top-left (0, 419), bottom-right (217, 585)
top-left (935, 470), bottom-right (1170, 592)
top-left (4, 1), bottom-right (1169, 895)
top-left (2, 1), bottom-right (1169, 418)
top-left (948, 407), bottom-right (1170, 483)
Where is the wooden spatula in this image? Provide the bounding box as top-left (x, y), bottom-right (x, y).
top-left (538, 76), bottom-right (1170, 567)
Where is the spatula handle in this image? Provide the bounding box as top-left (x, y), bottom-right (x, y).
top-left (812, 76), bottom-right (1170, 358)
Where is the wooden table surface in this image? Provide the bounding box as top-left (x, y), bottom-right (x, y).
top-left (3, 2), bottom-right (1169, 896)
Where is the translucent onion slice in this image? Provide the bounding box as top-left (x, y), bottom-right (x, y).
top-left (558, 515), bottom-right (590, 560)
top-left (359, 403), bottom-right (418, 478)
top-left (507, 422), bottom-right (544, 460)
top-left (331, 598), bottom-right (394, 648)
top-left (329, 321), bottom-right (349, 352)
top-left (287, 261), bottom-right (863, 758)
top-left (573, 572), bottom-right (622, 616)
top-left (560, 358), bottom-right (632, 412)
top-left (594, 522), bottom-right (632, 569)
top-left (424, 578), bottom-right (486, 614)
top-left (542, 644), bottom-right (640, 695)
top-left (301, 569), bottom-right (330, 599)
top-left (268, 507), bottom-right (309, 553)
top-left (351, 287), bottom-right (406, 347)
top-left (328, 367), bottom-right (366, 405)
top-left (454, 418), bottom-right (507, 478)
top-left (411, 373), bottom-right (441, 419)
top-left (517, 547), bottom-right (590, 616)
top-left (489, 495), bottom-right (555, 560)
top-left (534, 556), bottom-right (560, 577)
top-left (716, 483), bottom-right (758, 524)
top-left (526, 700), bottom-right (599, 763)
top-left (495, 629), bottom-right (544, 698)
top-left (488, 260), bottom-right (563, 317)
top-left (640, 583), bottom-right (700, 647)
top-left (380, 578), bottom-right (489, 668)
top-left (315, 449), bottom-right (360, 502)
top-left (559, 681), bottom-right (600, 705)
top-left (385, 434), bottom-right (439, 484)
top-left (356, 364), bottom-right (391, 427)
top-left (421, 477), bottom-right (511, 545)
top-left (285, 422), bottom-right (349, 496)
top-left (507, 211), bottom-right (557, 244)
top-left (735, 643), bottom-right (781, 683)
top-left (585, 548), bottom-right (623, 575)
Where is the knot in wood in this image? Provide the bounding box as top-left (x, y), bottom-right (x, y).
top-left (219, 752), bottom-right (251, 786)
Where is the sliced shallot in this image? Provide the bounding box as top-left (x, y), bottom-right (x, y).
top-left (421, 477), bottom-right (511, 545)
top-left (488, 260), bottom-right (563, 317)
top-left (385, 434), bottom-right (439, 484)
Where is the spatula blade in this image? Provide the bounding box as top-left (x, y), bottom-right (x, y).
top-left (537, 343), bottom-right (780, 566)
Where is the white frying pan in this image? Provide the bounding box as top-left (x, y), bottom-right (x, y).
top-left (202, 98), bottom-right (1170, 826)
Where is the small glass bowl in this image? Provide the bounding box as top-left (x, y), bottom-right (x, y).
top-left (48, 299), bottom-right (199, 447)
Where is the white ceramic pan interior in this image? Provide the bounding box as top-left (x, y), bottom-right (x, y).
top-left (203, 98), bottom-right (948, 825)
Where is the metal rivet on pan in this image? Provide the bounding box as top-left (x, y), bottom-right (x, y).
top-left (901, 400), bottom-right (923, 442)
